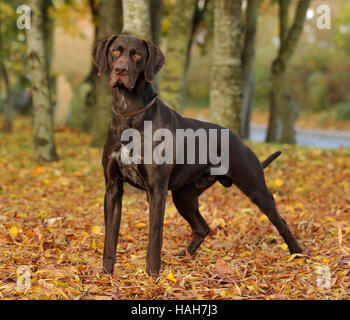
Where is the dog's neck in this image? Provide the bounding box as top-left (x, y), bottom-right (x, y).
top-left (111, 78), bottom-right (156, 115)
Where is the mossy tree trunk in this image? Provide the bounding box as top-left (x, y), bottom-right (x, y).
top-left (0, 12), bottom-right (12, 133)
top-left (182, 0), bottom-right (209, 110)
top-left (91, 0), bottom-right (123, 147)
top-left (159, 0), bottom-right (197, 112)
top-left (122, 0), bottom-right (151, 39)
top-left (210, 0), bottom-right (243, 134)
top-left (241, 0), bottom-right (260, 139)
top-left (266, 0), bottom-right (311, 143)
top-left (26, 0), bottom-right (58, 162)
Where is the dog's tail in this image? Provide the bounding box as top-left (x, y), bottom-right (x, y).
top-left (261, 151), bottom-right (282, 169)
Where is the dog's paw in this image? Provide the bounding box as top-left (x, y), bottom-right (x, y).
top-left (175, 249), bottom-right (190, 258)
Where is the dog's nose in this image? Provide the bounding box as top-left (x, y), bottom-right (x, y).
top-left (115, 63), bottom-right (128, 74)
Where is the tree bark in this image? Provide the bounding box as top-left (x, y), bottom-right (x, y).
top-left (241, 0), bottom-right (259, 138)
top-left (150, 0), bottom-right (162, 46)
top-left (159, 0), bottom-right (197, 112)
top-left (0, 9), bottom-right (12, 133)
top-left (26, 0), bottom-right (58, 162)
top-left (122, 0), bottom-right (151, 39)
top-left (150, 0), bottom-right (162, 91)
top-left (210, 0), bottom-right (243, 134)
top-left (181, 0), bottom-right (209, 111)
top-left (91, 0), bottom-right (123, 147)
top-left (0, 61), bottom-right (12, 133)
top-left (266, 0), bottom-right (311, 143)
top-left (241, 0), bottom-right (260, 139)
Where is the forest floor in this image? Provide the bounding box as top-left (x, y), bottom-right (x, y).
top-left (0, 116), bottom-right (350, 300)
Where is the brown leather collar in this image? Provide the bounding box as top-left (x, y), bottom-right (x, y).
top-left (112, 95), bottom-right (157, 117)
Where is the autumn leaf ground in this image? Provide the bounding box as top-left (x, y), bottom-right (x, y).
top-left (0, 117), bottom-right (350, 300)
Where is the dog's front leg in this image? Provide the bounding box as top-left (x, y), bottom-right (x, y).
top-left (146, 184), bottom-right (168, 276)
top-left (102, 179), bottom-right (123, 274)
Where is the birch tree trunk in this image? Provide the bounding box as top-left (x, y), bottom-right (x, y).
top-left (241, 0), bottom-right (260, 139)
top-left (159, 0), bottom-right (197, 111)
top-left (91, 0), bottom-right (123, 147)
top-left (27, 0), bottom-right (58, 161)
top-left (266, 0), bottom-right (311, 143)
top-left (210, 0), bottom-right (243, 134)
top-left (122, 0), bottom-right (151, 39)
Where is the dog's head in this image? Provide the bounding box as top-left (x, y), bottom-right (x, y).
top-left (92, 34), bottom-right (165, 90)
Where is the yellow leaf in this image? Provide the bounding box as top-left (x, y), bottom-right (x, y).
top-left (81, 232), bottom-right (88, 244)
top-left (91, 225), bottom-right (101, 235)
top-left (280, 243), bottom-right (288, 251)
top-left (338, 226), bottom-right (343, 246)
top-left (134, 222), bottom-right (146, 229)
top-left (125, 235), bottom-right (134, 241)
top-left (91, 240), bottom-right (96, 250)
top-left (220, 290), bottom-right (236, 297)
top-left (274, 179), bottom-right (284, 187)
top-left (240, 251), bottom-right (252, 258)
top-left (294, 202), bottom-right (304, 209)
top-left (166, 272), bottom-right (177, 283)
top-left (9, 226), bottom-right (19, 237)
top-left (57, 254), bottom-right (64, 264)
top-left (259, 215), bottom-right (268, 223)
top-left (337, 157), bottom-right (344, 165)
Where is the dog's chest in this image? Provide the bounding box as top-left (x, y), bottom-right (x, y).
top-left (109, 144), bottom-right (145, 189)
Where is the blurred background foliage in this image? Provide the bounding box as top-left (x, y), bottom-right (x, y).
top-left (1, 0), bottom-right (350, 130)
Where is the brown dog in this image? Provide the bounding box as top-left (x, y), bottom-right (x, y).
top-left (92, 35), bottom-right (302, 276)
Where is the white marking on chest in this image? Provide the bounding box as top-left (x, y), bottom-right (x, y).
top-left (108, 146), bottom-right (142, 162)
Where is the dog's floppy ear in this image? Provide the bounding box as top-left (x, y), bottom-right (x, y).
top-left (143, 40), bottom-right (165, 83)
top-left (92, 35), bottom-right (118, 76)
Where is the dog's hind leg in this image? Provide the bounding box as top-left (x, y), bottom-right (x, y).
top-left (229, 152), bottom-right (302, 254)
top-left (172, 182), bottom-right (213, 257)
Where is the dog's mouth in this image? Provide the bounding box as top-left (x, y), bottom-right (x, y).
top-left (110, 73), bottom-right (135, 89)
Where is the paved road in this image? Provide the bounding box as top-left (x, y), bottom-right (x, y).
top-left (250, 124), bottom-right (350, 149)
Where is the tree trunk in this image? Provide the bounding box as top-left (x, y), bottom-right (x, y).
top-left (150, 0), bottom-right (162, 91)
top-left (210, 0), bottom-right (243, 134)
top-left (159, 0), bottom-right (197, 112)
top-left (26, 0), bottom-right (58, 162)
top-left (266, 0), bottom-right (310, 143)
top-left (150, 0), bottom-right (162, 46)
top-left (122, 0), bottom-right (151, 39)
top-left (181, 0), bottom-right (209, 110)
top-left (91, 0), bottom-right (123, 147)
top-left (0, 62), bottom-right (12, 133)
top-left (241, 0), bottom-right (260, 139)
top-left (0, 7), bottom-right (12, 133)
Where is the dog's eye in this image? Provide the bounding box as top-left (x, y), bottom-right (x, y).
top-left (133, 52), bottom-right (141, 59)
top-left (113, 49), bottom-right (121, 56)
